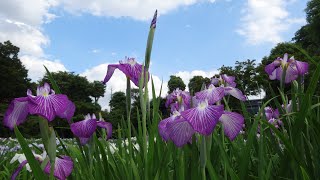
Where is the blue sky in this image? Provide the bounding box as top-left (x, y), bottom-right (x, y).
top-left (0, 0), bottom-right (309, 109)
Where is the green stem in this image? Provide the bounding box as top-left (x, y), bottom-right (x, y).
top-left (126, 77), bottom-right (132, 158)
top-left (200, 136), bottom-right (207, 180)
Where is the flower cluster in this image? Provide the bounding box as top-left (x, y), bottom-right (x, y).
top-left (159, 74), bottom-right (245, 147)
top-left (265, 53), bottom-right (309, 83)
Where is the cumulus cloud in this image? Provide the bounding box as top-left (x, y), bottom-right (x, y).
top-left (81, 63), bottom-right (168, 110)
top-left (21, 55), bottom-right (68, 81)
top-left (237, 0), bottom-right (306, 45)
top-left (174, 69), bottom-right (219, 90)
top-left (58, 0), bottom-right (215, 20)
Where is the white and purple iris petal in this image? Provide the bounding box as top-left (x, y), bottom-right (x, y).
top-left (103, 57), bottom-right (148, 87)
top-left (70, 117), bottom-right (97, 139)
top-left (166, 117), bottom-right (195, 147)
top-left (4, 97), bottom-right (29, 130)
top-left (181, 101), bottom-right (224, 135)
top-left (11, 160), bottom-right (28, 180)
top-left (224, 87), bottom-right (246, 101)
top-left (219, 111), bottom-right (244, 141)
top-left (195, 84), bottom-right (224, 104)
top-left (295, 60), bottom-right (309, 75)
top-left (44, 156), bottom-right (73, 180)
top-left (27, 83), bottom-right (70, 121)
top-left (158, 111), bottom-right (180, 141)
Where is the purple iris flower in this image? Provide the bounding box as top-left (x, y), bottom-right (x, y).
top-left (210, 74), bottom-right (246, 101)
top-left (211, 74), bottom-right (237, 88)
top-left (264, 107), bottom-right (282, 129)
top-left (165, 88), bottom-right (191, 110)
top-left (70, 114), bottom-right (112, 145)
top-left (180, 100), bottom-right (224, 135)
top-left (265, 53), bottom-right (309, 83)
top-left (158, 111), bottom-right (182, 141)
top-left (103, 57), bottom-right (148, 87)
top-left (4, 83), bottom-right (75, 130)
top-left (11, 153), bottom-right (73, 180)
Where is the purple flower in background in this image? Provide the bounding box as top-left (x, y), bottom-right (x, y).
top-left (211, 74), bottom-right (237, 87)
top-left (219, 111), bottom-right (244, 141)
top-left (165, 88), bottom-right (191, 110)
top-left (181, 100), bottom-right (224, 135)
top-left (210, 74), bottom-right (246, 101)
top-left (264, 107), bottom-right (282, 129)
top-left (103, 57), bottom-right (148, 87)
top-left (44, 156), bottom-right (74, 180)
top-left (265, 53), bottom-right (309, 83)
top-left (71, 114), bottom-right (112, 144)
top-left (4, 83), bottom-right (75, 130)
top-left (195, 84), bottom-right (224, 104)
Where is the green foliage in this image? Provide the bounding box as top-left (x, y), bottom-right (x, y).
top-left (188, 76), bottom-right (210, 94)
top-left (167, 75), bottom-right (186, 93)
top-left (0, 41), bottom-right (31, 103)
top-left (293, 0), bottom-right (320, 56)
top-left (108, 91), bottom-right (126, 128)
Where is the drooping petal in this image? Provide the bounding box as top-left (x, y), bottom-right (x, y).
top-left (181, 102), bottom-right (224, 135)
top-left (219, 111), bottom-right (244, 141)
top-left (44, 156), bottom-right (73, 180)
top-left (295, 60), bottom-right (309, 75)
top-left (11, 160), bottom-right (28, 180)
top-left (221, 74), bottom-right (236, 87)
top-left (195, 85), bottom-right (224, 104)
top-left (224, 87), bottom-right (246, 101)
top-left (70, 119), bottom-right (97, 138)
top-left (158, 116), bottom-right (175, 141)
top-left (103, 64), bottom-right (119, 84)
top-left (118, 60), bottom-right (144, 87)
top-left (4, 97), bottom-right (29, 130)
top-left (28, 94), bottom-right (69, 121)
top-left (97, 121), bottom-right (113, 139)
top-left (57, 100), bottom-right (75, 122)
top-left (166, 117), bottom-right (195, 147)
top-left (265, 62), bottom-right (277, 76)
top-left (211, 78), bottom-right (219, 85)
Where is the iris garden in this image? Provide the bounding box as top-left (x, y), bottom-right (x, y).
top-left (1, 9), bottom-right (320, 180)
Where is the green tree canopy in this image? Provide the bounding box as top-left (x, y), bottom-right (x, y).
top-left (0, 41), bottom-right (31, 103)
top-left (188, 76), bottom-right (210, 94)
top-left (293, 0), bottom-right (320, 56)
top-left (108, 91), bottom-right (126, 128)
top-left (167, 75), bottom-right (186, 93)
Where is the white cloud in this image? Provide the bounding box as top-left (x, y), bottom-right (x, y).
top-left (174, 69), bottom-right (219, 90)
top-left (0, 19), bottom-right (49, 57)
top-left (81, 63), bottom-right (168, 110)
top-left (21, 55), bottom-right (68, 81)
top-left (237, 0), bottom-right (306, 45)
top-left (58, 0), bottom-right (215, 20)
top-left (91, 49), bottom-right (101, 54)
